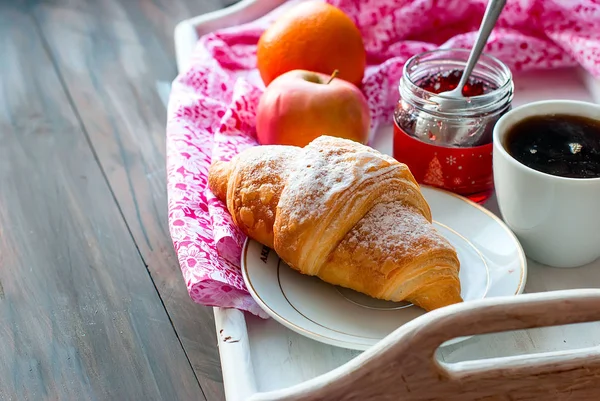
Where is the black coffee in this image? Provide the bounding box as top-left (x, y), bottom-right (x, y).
top-left (505, 114), bottom-right (600, 178)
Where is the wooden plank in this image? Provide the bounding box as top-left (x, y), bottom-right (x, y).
top-left (31, 0), bottom-right (231, 399)
top-left (0, 4), bottom-right (204, 400)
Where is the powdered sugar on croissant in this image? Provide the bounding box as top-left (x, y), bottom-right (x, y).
top-left (208, 136), bottom-right (462, 311)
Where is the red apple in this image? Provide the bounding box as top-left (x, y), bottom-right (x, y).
top-left (256, 69), bottom-right (370, 147)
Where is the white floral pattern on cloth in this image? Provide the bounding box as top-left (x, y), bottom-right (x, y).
top-left (166, 0), bottom-right (600, 318)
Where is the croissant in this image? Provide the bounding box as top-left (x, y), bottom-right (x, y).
top-left (208, 135), bottom-right (462, 311)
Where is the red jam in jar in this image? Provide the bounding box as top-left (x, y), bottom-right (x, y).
top-left (393, 49), bottom-right (513, 203)
top-left (417, 69), bottom-right (497, 97)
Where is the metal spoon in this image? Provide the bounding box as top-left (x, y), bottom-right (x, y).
top-left (414, 0), bottom-right (507, 146)
top-left (434, 0), bottom-right (507, 111)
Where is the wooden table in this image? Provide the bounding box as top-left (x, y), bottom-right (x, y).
top-left (0, 1), bottom-right (231, 400)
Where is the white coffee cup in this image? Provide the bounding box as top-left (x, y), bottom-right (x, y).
top-left (493, 100), bottom-right (600, 268)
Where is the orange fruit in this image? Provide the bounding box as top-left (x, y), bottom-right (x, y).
top-left (256, 1), bottom-right (366, 87)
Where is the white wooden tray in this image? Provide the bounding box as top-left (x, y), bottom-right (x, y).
top-left (173, 2), bottom-right (600, 400)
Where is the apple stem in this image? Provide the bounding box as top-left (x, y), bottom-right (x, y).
top-left (326, 69), bottom-right (339, 85)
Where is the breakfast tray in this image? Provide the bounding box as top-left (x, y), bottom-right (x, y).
top-left (173, 1), bottom-right (600, 399)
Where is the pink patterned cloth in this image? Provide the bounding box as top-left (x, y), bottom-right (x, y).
top-left (166, 0), bottom-right (600, 318)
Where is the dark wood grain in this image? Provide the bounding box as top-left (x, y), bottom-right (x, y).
top-left (30, 0), bottom-right (230, 400)
top-left (0, 4), bottom-right (205, 401)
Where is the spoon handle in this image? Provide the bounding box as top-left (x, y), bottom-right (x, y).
top-left (457, 0), bottom-right (507, 91)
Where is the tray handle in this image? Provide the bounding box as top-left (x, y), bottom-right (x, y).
top-left (249, 289), bottom-right (600, 401)
top-left (406, 287), bottom-right (600, 357)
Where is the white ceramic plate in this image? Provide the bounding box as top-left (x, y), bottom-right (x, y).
top-left (242, 186), bottom-right (527, 351)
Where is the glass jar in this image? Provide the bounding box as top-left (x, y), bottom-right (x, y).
top-left (393, 49), bottom-right (514, 203)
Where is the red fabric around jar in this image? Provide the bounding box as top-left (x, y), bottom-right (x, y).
top-left (393, 121), bottom-right (494, 204)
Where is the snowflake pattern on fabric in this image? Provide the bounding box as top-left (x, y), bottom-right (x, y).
top-left (166, 0), bottom-right (600, 317)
